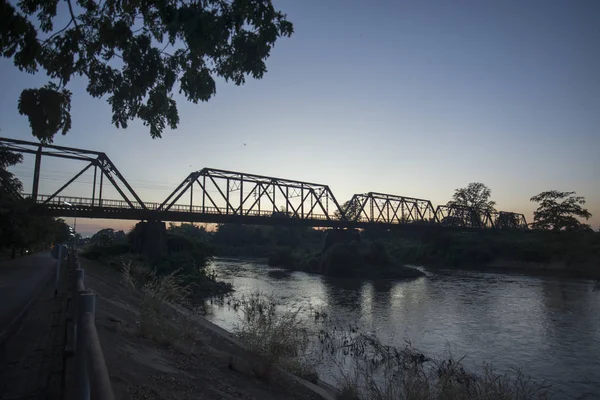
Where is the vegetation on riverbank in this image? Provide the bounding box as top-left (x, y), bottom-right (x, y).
top-left (268, 240), bottom-right (425, 279)
top-left (231, 292), bottom-right (551, 400)
top-left (332, 334), bottom-right (550, 400)
top-left (364, 229), bottom-right (600, 278)
top-left (233, 293), bottom-right (319, 382)
top-left (211, 224), bottom-right (324, 257)
top-left (81, 223), bottom-right (231, 298)
top-left (207, 223), bottom-right (599, 279)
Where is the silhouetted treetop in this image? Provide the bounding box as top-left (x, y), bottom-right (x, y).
top-left (447, 182), bottom-right (496, 212)
top-left (2, 0), bottom-right (294, 142)
top-left (530, 190), bottom-right (592, 231)
top-left (335, 197), bottom-right (362, 221)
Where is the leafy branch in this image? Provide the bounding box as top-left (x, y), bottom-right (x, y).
top-left (2, 0), bottom-right (294, 142)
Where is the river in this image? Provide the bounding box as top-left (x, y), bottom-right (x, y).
top-left (203, 258), bottom-right (600, 399)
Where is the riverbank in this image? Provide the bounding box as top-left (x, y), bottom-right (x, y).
top-left (424, 258), bottom-right (600, 281)
top-left (367, 228), bottom-right (600, 280)
top-left (206, 257), bottom-right (599, 398)
top-left (79, 258), bottom-right (333, 400)
top-left (208, 224), bottom-right (600, 281)
top-left (268, 241), bottom-right (426, 280)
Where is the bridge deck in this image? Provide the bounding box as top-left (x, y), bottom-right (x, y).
top-left (30, 194), bottom-right (441, 230)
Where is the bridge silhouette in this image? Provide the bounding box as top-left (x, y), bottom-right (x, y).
top-left (2, 137), bottom-right (528, 230)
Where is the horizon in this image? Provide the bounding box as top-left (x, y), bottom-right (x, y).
top-left (1, 0), bottom-right (599, 236)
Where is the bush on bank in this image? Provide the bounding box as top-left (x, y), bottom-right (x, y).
top-left (268, 240), bottom-right (425, 279)
top-left (82, 223), bottom-right (231, 297)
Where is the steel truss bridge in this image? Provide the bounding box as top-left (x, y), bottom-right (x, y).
top-left (1, 138), bottom-right (528, 230)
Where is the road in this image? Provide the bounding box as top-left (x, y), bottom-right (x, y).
top-left (0, 252), bottom-right (56, 331)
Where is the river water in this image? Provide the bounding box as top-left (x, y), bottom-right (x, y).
top-left (204, 258), bottom-right (600, 399)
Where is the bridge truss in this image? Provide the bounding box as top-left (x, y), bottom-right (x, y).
top-left (343, 192), bottom-right (438, 224)
top-left (159, 168), bottom-right (345, 221)
top-left (1, 137), bottom-right (528, 230)
top-left (0, 137), bottom-right (146, 211)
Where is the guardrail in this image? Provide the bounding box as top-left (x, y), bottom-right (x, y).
top-left (66, 251), bottom-right (115, 400)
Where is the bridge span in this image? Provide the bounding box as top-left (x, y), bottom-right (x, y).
top-left (1, 137), bottom-right (528, 230)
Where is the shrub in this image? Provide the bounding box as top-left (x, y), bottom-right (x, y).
top-left (233, 293), bottom-right (316, 380)
top-left (267, 247), bottom-right (296, 268)
top-left (320, 241), bottom-right (363, 275)
top-left (81, 242), bottom-right (130, 260)
top-left (121, 259), bottom-right (194, 348)
top-left (326, 333), bottom-right (551, 400)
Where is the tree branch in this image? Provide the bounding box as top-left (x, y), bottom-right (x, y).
top-left (40, 19), bottom-right (74, 47)
top-left (160, 42), bottom-right (170, 54)
top-left (66, 0), bottom-right (80, 30)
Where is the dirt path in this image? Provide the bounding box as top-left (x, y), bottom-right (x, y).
top-left (0, 259), bottom-right (68, 400)
top-left (78, 259), bottom-right (332, 400)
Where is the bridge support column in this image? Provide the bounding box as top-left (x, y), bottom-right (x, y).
top-left (130, 221), bottom-right (168, 259)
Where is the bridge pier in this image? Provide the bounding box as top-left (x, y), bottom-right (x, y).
top-left (130, 221), bottom-right (168, 259)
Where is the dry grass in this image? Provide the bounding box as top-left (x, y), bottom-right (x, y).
top-left (120, 259), bottom-right (199, 350)
top-left (233, 292), bottom-right (319, 380)
top-left (329, 334), bottom-right (551, 400)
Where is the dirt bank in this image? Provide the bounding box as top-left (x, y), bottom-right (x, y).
top-left (78, 259), bottom-right (333, 400)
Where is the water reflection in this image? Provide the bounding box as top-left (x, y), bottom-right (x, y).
top-left (205, 258), bottom-right (600, 398)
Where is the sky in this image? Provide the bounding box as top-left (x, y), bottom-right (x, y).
top-left (1, 0), bottom-right (599, 235)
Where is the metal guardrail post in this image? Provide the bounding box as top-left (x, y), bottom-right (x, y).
top-left (82, 313), bottom-right (116, 400)
top-left (72, 268), bottom-right (85, 352)
top-left (55, 245), bottom-right (63, 296)
top-left (76, 291), bottom-right (96, 400)
top-left (76, 268), bottom-right (85, 292)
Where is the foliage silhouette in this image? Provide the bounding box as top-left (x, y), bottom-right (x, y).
top-left (447, 182), bottom-right (496, 212)
top-left (2, 0), bottom-right (293, 141)
top-left (530, 190), bottom-right (592, 231)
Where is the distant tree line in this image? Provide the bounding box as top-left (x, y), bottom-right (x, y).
top-left (447, 182), bottom-right (593, 232)
top-left (336, 181), bottom-right (594, 232)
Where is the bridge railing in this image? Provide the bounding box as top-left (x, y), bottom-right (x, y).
top-left (166, 202), bottom-right (330, 219)
top-left (35, 194), bottom-right (151, 210)
top-left (66, 251), bottom-right (115, 400)
top-left (29, 194), bottom-right (332, 220)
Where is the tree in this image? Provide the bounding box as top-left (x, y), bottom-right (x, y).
top-left (90, 227), bottom-right (126, 245)
top-left (530, 191), bottom-right (592, 231)
top-left (1, 147), bottom-right (72, 255)
top-left (1, 145), bottom-right (24, 256)
top-left (52, 218), bottom-right (72, 243)
top-left (2, 0), bottom-right (294, 142)
top-left (496, 212), bottom-right (523, 229)
top-left (335, 197), bottom-right (363, 220)
top-left (0, 145), bottom-right (23, 199)
top-left (168, 222), bottom-right (210, 242)
top-left (447, 182), bottom-right (496, 212)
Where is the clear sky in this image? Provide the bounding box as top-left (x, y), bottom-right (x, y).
top-left (1, 0), bottom-right (599, 235)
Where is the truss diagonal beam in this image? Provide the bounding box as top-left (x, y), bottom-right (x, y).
top-left (195, 177), bottom-right (221, 211)
top-left (44, 162), bottom-right (94, 204)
